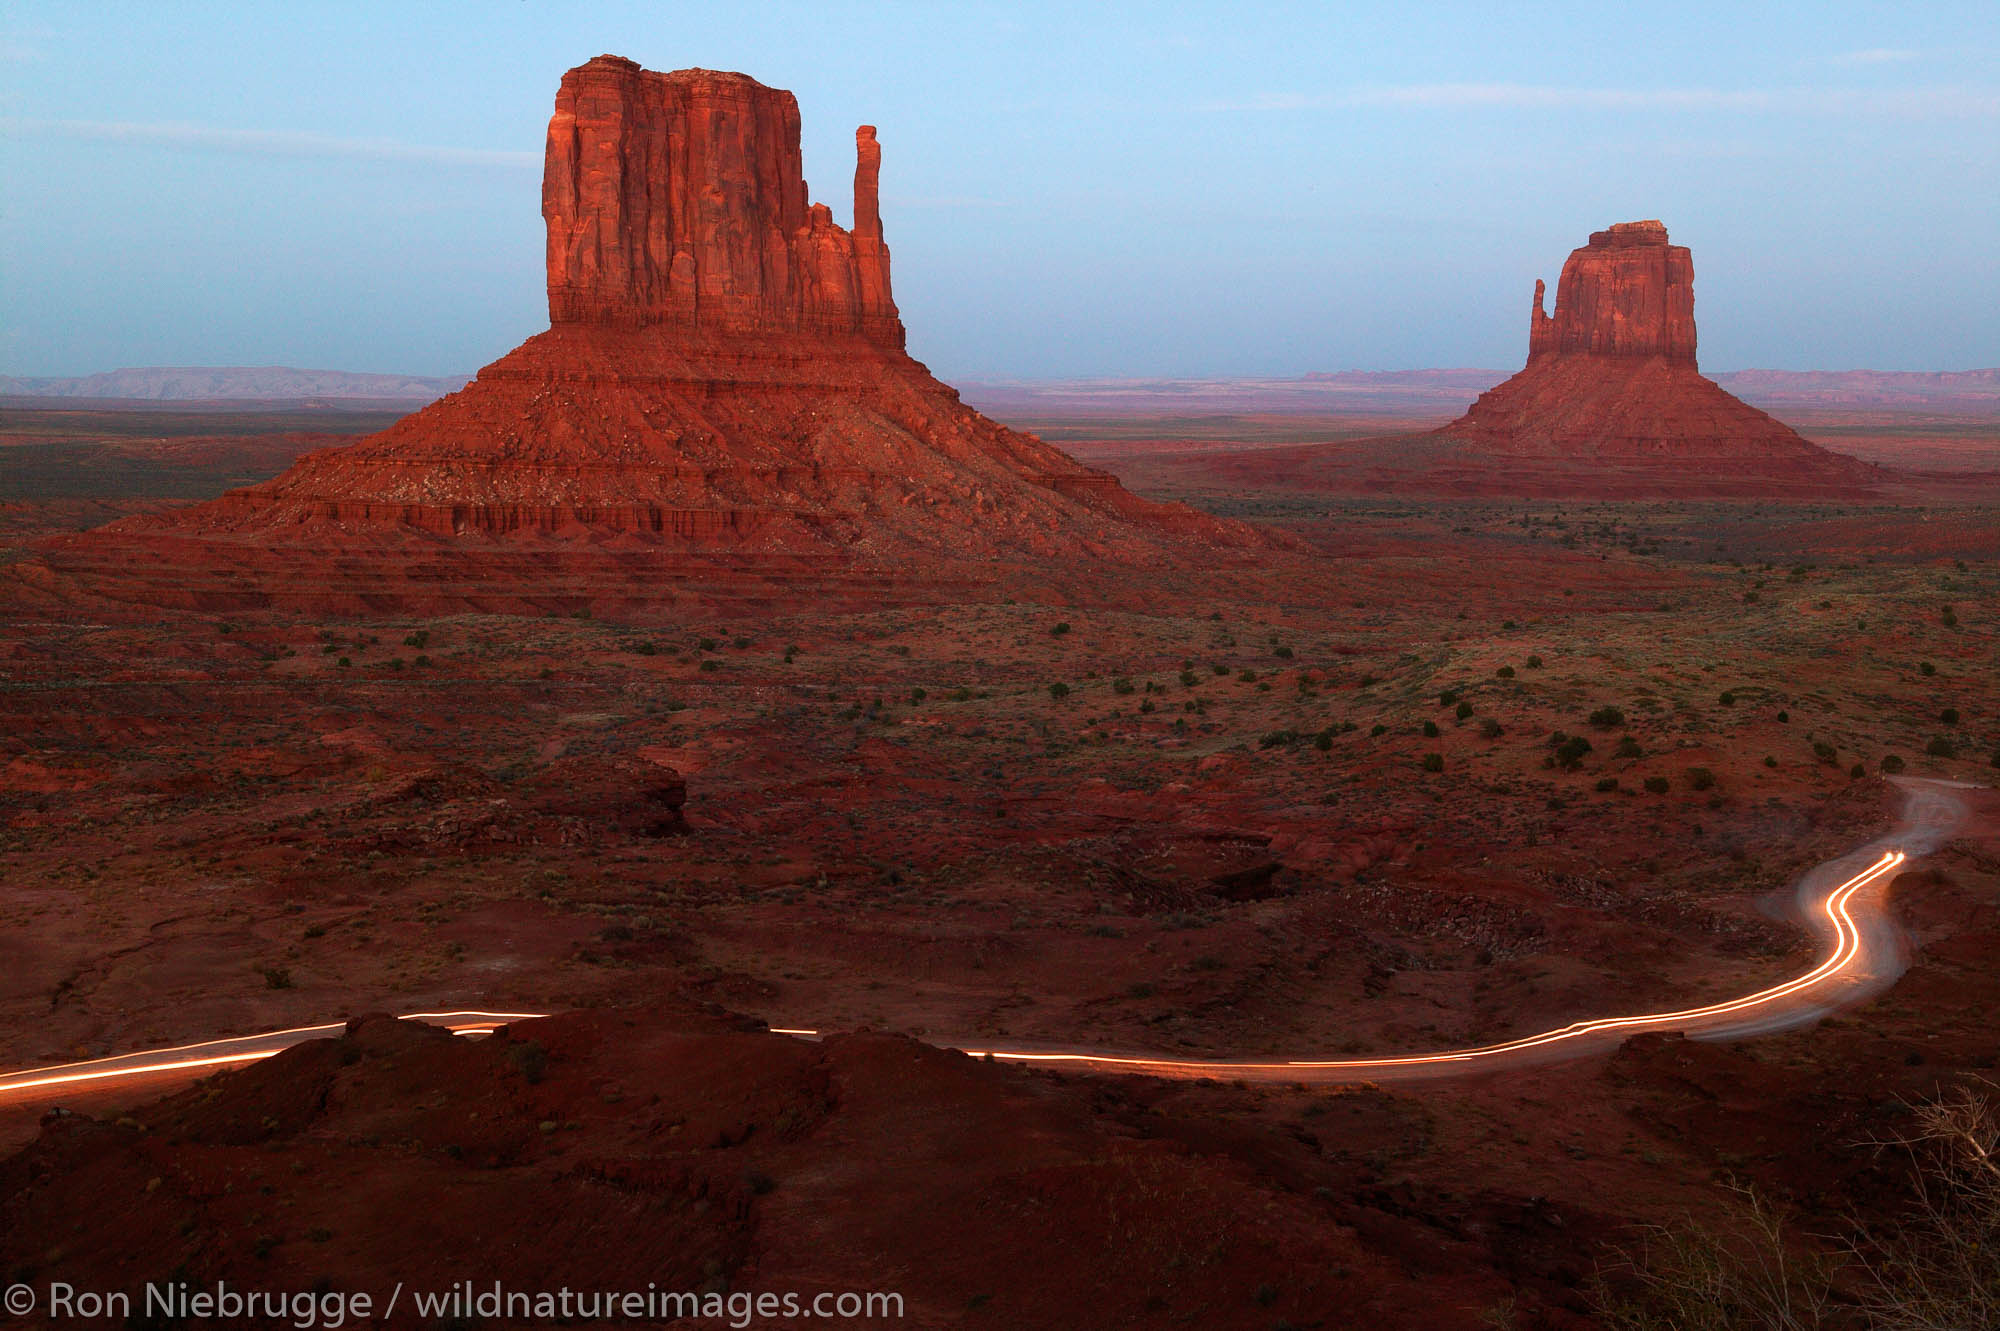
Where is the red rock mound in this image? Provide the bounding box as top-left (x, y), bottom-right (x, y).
top-left (1437, 221), bottom-right (1882, 484)
top-left (0, 1006), bottom-right (1588, 1329)
top-left (31, 57), bottom-right (1265, 616)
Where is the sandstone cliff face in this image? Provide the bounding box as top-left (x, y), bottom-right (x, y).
top-left (49, 55), bottom-right (1270, 613)
top-left (1440, 220), bottom-right (1879, 487)
top-left (1528, 220), bottom-right (1695, 364)
top-left (543, 56), bottom-right (899, 345)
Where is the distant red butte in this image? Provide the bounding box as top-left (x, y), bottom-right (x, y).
top-left (1132, 222), bottom-right (1892, 500)
top-left (28, 56), bottom-right (1269, 618)
top-left (1429, 221), bottom-right (1885, 487)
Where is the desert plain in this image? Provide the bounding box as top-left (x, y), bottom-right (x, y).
top-left (0, 48), bottom-right (1996, 1331)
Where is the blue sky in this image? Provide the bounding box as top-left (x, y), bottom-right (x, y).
top-left (3, 1), bottom-right (1995, 378)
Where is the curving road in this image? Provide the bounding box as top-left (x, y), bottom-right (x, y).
top-left (0, 778), bottom-right (1973, 1102)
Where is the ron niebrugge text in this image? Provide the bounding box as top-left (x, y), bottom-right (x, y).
top-left (7, 1281), bottom-right (904, 1326)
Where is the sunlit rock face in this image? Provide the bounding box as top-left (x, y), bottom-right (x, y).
top-left (42, 55), bottom-right (1269, 614)
top-left (542, 57), bottom-right (899, 345)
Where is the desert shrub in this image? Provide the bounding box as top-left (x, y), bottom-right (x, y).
top-left (909, 688), bottom-right (927, 704)
top-left (1423, 720), bottom-right (1441, 738)
top-left (1813, 740), bottom-right (1838, 764)
top-left (698, 636), bottom-right (718, 651)
top-left (1590, 1184), bottom-right (1838, 1331)
top-left (1615, 736), bottom-right (1644, 759)
top-left (1555, 736), bottom-right (1593, 770)
top-left (1112, 677), bottom-right (1135, 695)
top-left (403, 630), bottom-right (430, 648)
top-left (1765, 756), bottom-right (1779, 768)
top-left (1644, 776), bottom-right (1670, 794)
top-left (1496, 665), bottom-right (1516, 678)
top-left (1456, 700), bottom-right (1475, 720)
top-left (1940, 707), bottom-right (1959, 724)
top-left (259, 966), bottom-right (292, 990)
top-left (1179, 670), bottom-right (1198, 687)
top-left (1926, 736), bottom-right (1956, 758)
top-left (1719, 691), bottom-right (1737, 706)
top-left (1212, 662), bottom-right (1230, 676)
top-left (1259, 729), bottom-right (1300, 749)
top-left (1595, 1085), bottom-right (2000, 1331)
top-left (1420, 753), bottom-right (1444, 773)
top-left (1596, 777), bottom-right (1619, 792)
top-left (1370, 723), bottom-right (1387, 737)
top-left (1139, 699), bottom-right (1155, 713)
top-left (1880, 754), bottom-right (1906, 774)
top-left (1048, 682), bottom-right (1070, 700)
top-left (1479, 717), bottom-right (1504, 739)
top-left (1941, 606), bottom-right (1958, 628)
top-left (1049, 622), bottom-right (1070, 636)
top-left (336, 656), bottom-right (351, 669)
top-left (1273, 645), bottom-right (1294, 659)
top-left (1990, 750), bottom-right (2000, 770)
top-left (630, 640), bottom-right (657, 656)
top-left (506, 1041), bottom-right (548, 1085)
top-left (1850, 763), bottom-right (1867, 779)
top-left (1438, 689), bottom-right (1460, 706)
top-left (1687, 767), bottom-right (1717, 791)
top-left (1589, 705), bottom-right (1626, 728)
top-left (1313, 728), bottom-right (1335, 751)
top-left (1920, 661), bottom-right (1937, 677)
top-left (1776, 709), bottom-right (1789, 723)
top-left (733, 636), bottom-right (751, 649)
top-left (1525, 655), bottom-right (1544, 669)
top-left (1238, 669), bottom-right (1258, 683)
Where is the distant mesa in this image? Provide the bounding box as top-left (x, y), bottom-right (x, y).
top-left (0, 367), bottom-right (470, 404)
top-left (35, 55), bottom-right (1266, 615)
top-left (1433, 220), bottom-right (1883, 486)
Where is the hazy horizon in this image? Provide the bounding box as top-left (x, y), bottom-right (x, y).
top-left (4, 1), bottom-right (1996, 380)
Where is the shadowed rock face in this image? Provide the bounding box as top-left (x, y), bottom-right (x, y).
top-left (543, 57), bottom-right (898, 344)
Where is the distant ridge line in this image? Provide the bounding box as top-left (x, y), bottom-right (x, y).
top-left (5, 366), bottom-right (1993, 410)
top-left (0, 366), bottom-right (472, 402)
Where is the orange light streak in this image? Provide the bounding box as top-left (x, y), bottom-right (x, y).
top-left (0, 853), bottom-right (1904, 1095)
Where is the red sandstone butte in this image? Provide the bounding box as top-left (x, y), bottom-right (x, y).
top-left (1439, 220), bottom-right (1881, 482)
top-left (541, 60), bottom-right (899, 344)
top-left (40, 56), bottom-right (1265, 615)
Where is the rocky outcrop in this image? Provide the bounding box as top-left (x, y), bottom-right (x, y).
top-left (42, 56), bottom-right (1271, 613)
top-left (1437, 220), bottom-right (1883, 489)
top-left (542, 57), bottom-right (899, 344)
top-left (1527, 221), bottom-right (1695, 364)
